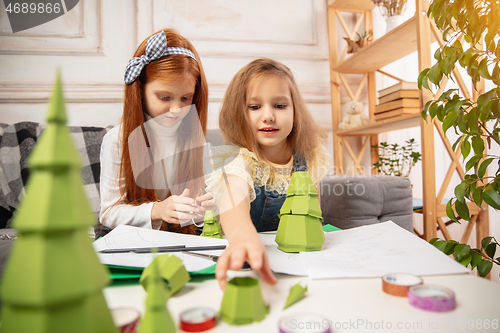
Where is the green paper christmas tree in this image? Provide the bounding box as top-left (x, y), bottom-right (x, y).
top-left (0, 73), bottom-right (118, 333)
top-left (140, 254), bottom-right (190, 295)
top-left (138, 258), bottom-right (176, 333)
top-left (275, 171), bottom-right (325, 253)
top-left (200, 210), bottom-right (223, 239)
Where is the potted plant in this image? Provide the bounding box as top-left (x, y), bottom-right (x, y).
top-left (418, 0), bottom-right (500, 277)
top-left (372, 138), bottom-right (422, 177)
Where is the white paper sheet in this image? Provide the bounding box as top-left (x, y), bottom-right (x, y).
top-left (258, 233), bottom-right (308, 275)
top-left (93, 225), bottom-right (228, 272)
top-left (300, 221), bottom-right (470, 279)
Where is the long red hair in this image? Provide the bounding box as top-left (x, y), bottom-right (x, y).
top-left (120, 28), bottom-right (208, 234)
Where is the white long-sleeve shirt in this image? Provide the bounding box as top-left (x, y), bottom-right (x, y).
top-left (99, 118), bottom-right (181, 229)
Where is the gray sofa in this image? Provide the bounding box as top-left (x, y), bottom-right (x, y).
top-left (0, 122), bottom-right (414, 276)
top-left (320, 175), bottom-right (413, 232)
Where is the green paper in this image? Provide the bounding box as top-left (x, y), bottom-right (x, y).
top-left (280, 195), bottom-right (323, 219)
top-left (283, 283), bottom-right (307, 309)
top-left (0, 72), bottom-right (117, 333)
top-left (286, 171), bottom-right (318, 196)
top-left (139, 257), bottom-right (176, 333)
top-left (140, 254), bottom-right (190, 295)
top-left (200, 210), bottom-right (223, 239)
top-left (276, 215), bottom-right (325, 252)
top-left (219, 277), bottom-right (269, 325)
top-left (275, 171), bottom-right (325, 253)
top-left (322, 224), bottom-right (341, 232)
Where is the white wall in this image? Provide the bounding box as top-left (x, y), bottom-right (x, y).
top-left (0, 0), bottom-right (333, 158)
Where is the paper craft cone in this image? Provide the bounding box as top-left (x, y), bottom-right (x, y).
top-left (200, 210), bottom-right (223, 239)
top-left (140, 254), bottom-right (190, 295)
top-left (0, 73), bottom-right (118, 333)
top-left (219, 277), bottom-right (269, 325)
top-left (275, 171), bottom-right (325, 253)
top-left (280, 195), bottom-right (323, 219)
top-left (275, 215), bottom-right (325, 252)
top-left (286, 171), bottom-right (318, 196)
top-left (139, 257), bottom-right (176, 333)
top-left (283, 284), bottom-right (308, 309)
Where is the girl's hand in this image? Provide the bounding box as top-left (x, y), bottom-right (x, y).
top-left (215, 234), bottom-right (276, 290)
top-left (151, 189), bottom-right (199, 224)
top-left (195, 193), bottom-right (217, 214)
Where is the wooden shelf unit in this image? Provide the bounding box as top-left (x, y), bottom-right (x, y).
top-left (326, 0), bottom-right (489, 248)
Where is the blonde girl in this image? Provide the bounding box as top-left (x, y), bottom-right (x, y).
top-left (207, 58), bottom-right (330, 288)
top-left (98, 29), bottom-right (212, 238)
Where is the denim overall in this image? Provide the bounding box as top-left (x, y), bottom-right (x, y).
top-left (250, 153), bottom-right (307, 232)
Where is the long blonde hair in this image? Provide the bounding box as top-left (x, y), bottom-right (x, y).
top-left (219, 58), bottom-right (326, 163)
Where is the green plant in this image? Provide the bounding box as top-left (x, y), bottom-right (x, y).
top-left (418, 0), bottom-right (500, 276)
top-left (372, 138), bottom-right (422, 177)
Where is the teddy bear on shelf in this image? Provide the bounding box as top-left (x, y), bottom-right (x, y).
top-left (338, 100), bottom-right (373, 130)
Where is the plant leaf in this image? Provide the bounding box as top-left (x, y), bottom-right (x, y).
top-left (446, 200), bottom-right (459, 222)
top-left (478, 158), bottom-right (494, 179)
top-left (472, 186), bottom-right (483, 206)
top-left (454, 200), bottom-right (471, 221)
top-left (458, 253), bottom-right (472, 266)
top-left (471, 136), bottom-right (485, 155)
top-left (454, 243), bottom-right (471, 261)
top-left (485, 243), bottom-right (496, 259)
top-left (434, 240), bottom-right (447, 252)
top-left (477, 260), bottom-right (493, 277)
top-left (455, 182), bottom-right (466, 203)
top-left (481, 236), bottom-right (493, 250)
top-left (470, 251), bottom-right (482, 269)
top-left (483, 189), bottom-right (500, 210)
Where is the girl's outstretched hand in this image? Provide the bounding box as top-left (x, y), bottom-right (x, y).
top-left (215, 234), bottom-right (277, 290)
top-left (151, 188), bottom-right (199, 224)
top-left (195, 193), bottom-right (217, 214)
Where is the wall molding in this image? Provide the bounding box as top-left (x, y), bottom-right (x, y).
top-left (0, 82), bottom-right (332, 104)
top-left (135, 0), bottom-right (329, 61)
top-left (0, 0), bottom-right (102, 55)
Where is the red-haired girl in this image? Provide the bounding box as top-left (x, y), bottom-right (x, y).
top-left (98, 29), bottom-right (212, 237)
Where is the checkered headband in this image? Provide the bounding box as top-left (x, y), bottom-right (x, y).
top-left (124, 31), bottom-right (198, 84)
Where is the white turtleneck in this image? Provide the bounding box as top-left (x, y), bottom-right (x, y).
top-left (99, 116), bottom-right (182, 230)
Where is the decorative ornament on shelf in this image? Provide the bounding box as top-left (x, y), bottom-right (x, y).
top-left (338, 100), bottom-right (373, 130)
top-left (371, 0), bottom-right (408, 33)
top-left (343, 31), bottom-right (373, 54)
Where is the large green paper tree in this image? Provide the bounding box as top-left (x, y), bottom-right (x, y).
top-left (0, 73), bottom-right (117, 333)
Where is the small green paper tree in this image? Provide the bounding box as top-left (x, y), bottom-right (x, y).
top-left (275, 171), bottom-right (325, 252)
top-left (200, 210), bottom-right (223, 239)
top-left (139, 257), bottom-right (176, 333)
top-left (0, 73), bottom-right (118, 333)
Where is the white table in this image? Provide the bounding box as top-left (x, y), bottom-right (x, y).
top-left (104, 272), bottom-right (500, 333)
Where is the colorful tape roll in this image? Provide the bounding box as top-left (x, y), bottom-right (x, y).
top-left (382, 273), bottom-right (423, 297)
top-left (179, 307), bottom-right (217, 332)
top-left (408, 285), bottom-right (456, 312)
top-left (110, 308), bottom-right (140, 333)
top-left (278, 313), bottom-right (331, 333)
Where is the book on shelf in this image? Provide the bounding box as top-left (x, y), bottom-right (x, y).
top-left (378, 82), bottom-right (419, 98)
top-left (375, 98), bottom-right (421, 113)
top-left (374, 107), bottom-right (421, 121)
top-left (378, 90), bottom-right (421, 104)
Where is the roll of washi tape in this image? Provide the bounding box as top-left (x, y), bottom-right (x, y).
top-left (382, 273), bottom-right (423, 297)
top-left (179, 307), bottom-right (217, 332)
top-left (278, 313), bottom-right (331, 333)
top-left (110, 307), bottom-right (140, 333)
top-left (408, 284), bottom-right (456, 312)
